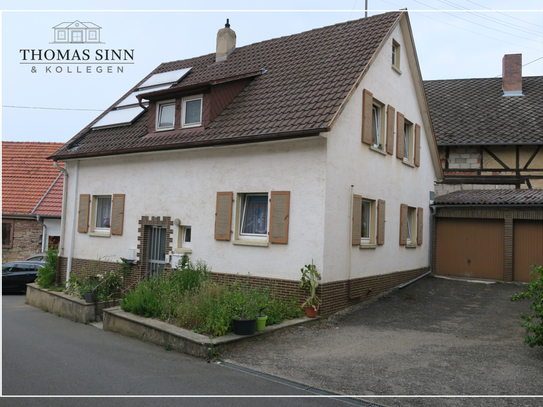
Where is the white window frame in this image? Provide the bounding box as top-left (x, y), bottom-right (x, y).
top-left (181, 94), bottom-right (203, 128)
top-left (392, 40), bottom-right (401, 73)
top-left (156, 100), bottom-right (176, 131)
top-left (238, 193), bottom-right (269, 242)
top-left (406, 206), bottom-right (416, 244)
top-left (360, 198), bottom-right (376, 245)
top-left (404, 119), bottom-right (414, 163)
top-left (182, 226), bottom-right (192, 248)
top-left (90, 195), bottom-right (112, 237)
top-left (372, 99), bottom-right (385, 150)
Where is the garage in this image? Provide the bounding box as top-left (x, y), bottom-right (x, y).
top-left (432, 189), bottom-right (543, 282)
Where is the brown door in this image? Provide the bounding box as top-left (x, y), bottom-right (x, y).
top-left (436, 218), bottom-right (504, 280)
top-left (513, 220), bottom-right (543, 282)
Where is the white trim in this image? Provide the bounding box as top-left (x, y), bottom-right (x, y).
top-left (156, 99), bottom-right (176, 130)
top-left (181, 94), bottom-right (203, 128)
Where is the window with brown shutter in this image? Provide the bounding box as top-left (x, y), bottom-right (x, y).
top-left (377, 200), bottom-right (386, 245)
top-left (352, 195), bottom-right (362, 245)
top-left (399, 203), bottom-right (408, 245)
top-left (269, 191), bottom-right (290, 244)
top-left (78, 194), bottom-right (90, 233)
top-left (396, 112), bottom-right (405, 159)
top-left (111, 194), bottom-right (125, 235)
top-left (386, 105), bottom-right (395, 155)
top-left (417, 207), bottom-right (424, 245)
top-left (362, 89), bottom-right (373, 145)
top-left (215, 192), bottom-right (233, 241)
top-left (414, 124), bottom-right (421, 167)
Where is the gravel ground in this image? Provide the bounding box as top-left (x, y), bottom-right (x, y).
top-left (221, 275), bottom-right (543, 407)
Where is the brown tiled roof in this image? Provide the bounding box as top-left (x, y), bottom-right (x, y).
top-left (423, 76), bottom-right (543, 145)
top-left (51, 12), bottom-right (402, 160)
top-left (434, 189), bottom-right (543, 205)
top-left (2, 142), bottom-right (65, 216)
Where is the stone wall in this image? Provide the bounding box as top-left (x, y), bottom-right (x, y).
top-left (2, 218), bottom-right (42, 263)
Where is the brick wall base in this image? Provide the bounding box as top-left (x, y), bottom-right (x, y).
top-left (59, 256), bottom-right (428, 317)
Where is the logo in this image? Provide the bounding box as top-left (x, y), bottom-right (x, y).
top-left (19, 20), bottom-right (135, 74)
top-left (51, 20), bottom-right (103, 44)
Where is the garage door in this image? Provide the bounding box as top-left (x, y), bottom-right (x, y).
top-left (513, 220), bottom-right (543, 282)
top-left (436, 218), bottom-right (504, 280)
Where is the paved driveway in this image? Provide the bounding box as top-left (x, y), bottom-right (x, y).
top-left (222, 275), bottom-right (543, 407)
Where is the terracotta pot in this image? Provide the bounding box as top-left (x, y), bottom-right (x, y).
top-left (305, 306), bottom-right (318, 318)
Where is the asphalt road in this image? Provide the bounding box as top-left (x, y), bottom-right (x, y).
top-left (2, 293), bottom-right (376, 406)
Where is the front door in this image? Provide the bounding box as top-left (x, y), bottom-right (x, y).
top-left (147, 226), bottom-right (166, 277)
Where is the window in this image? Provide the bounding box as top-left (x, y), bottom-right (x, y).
top-left (89, 30), bottom-right (97, 40)
top-left (392, 40), bottom-right (401, 72)
top-left (182, 226), bottom-right (191, 248)
top-left (2, 220), bottom-right (14, 249)
top-left (156, 100), bottom-right (176, 130)
top-left (181, 95), bottom-right (202, 128)
top-left (400, 204), bottom-right (423, 246)
top-left (71, 31), bottom-right (83, 42)
top-left (361, 200), bottom-right (372, 243)
top-left (94, 196), bottom-right (112, 231)
top-left (404, 119), bottom-right (413, 162)
top-left (57, 31), bottom-right (66, 40)
top-left (240, 194), bottom-right (268, 239)
top-left (371, 102), bottom-right (385, 149)
top-left (406, 206), bottom-right (415, 243)
top-left (352, 196), bottom-right (385, 247)
top-left (79, 194), bottom-right (125, 236)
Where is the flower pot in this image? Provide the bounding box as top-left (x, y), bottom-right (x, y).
top-left (232, 317), bottom-right (257, 335)
top-left (305, 306), bottom-right (318, 318)
top-left (84, 292), bottom-right (97, 303)
top-left (256, 315), bottom-right (268, 331)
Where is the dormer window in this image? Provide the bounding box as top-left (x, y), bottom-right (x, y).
top-left (181, 95), bottom-right (203, 128)
top-left (156, 100), bottom-right (175, 130)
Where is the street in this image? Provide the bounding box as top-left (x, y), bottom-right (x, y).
top-left (2, 294), bottom-right (372, 406)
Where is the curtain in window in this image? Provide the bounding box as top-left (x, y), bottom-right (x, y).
top-left (242, 195), bottom-right (268, 234)
top-left (404, 123), bottom-right (410, 159)
top-left (96, 198), bottom-right (111, 228)
top-left (372, 106), bottom-right (380, 145)
top-left (361, 201), bottom-right (370, 238)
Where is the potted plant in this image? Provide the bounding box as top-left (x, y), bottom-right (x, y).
top-left (256, 306), bottom-right (268, 332)
top-left (231, 296), bottom-right (258, 335)
top-left (300, 263), bottom-right (321, 318)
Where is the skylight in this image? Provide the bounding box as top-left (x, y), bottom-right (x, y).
top-left (138, 67), bottom-right (192, 89)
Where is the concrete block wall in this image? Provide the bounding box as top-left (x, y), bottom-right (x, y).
top-left (446, 147), bottom-right (481, 170)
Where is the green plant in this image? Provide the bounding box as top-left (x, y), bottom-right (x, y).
top-left (299, 263), bottom-right (322, 311)
top-left (35, 246), bottom-right (59, 289)
top-left (510, 264), bottom-right (543, 348)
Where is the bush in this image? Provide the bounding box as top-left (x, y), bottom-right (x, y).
top-left (65, 270), bottom-right (123, 301)
top-left (35, 247), bottom-right (58, 289)
top-left (510, 264), bottom-right (543, 348)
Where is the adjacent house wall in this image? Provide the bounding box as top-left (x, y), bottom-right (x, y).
top-left (2, 218), bottom-right (42, 263)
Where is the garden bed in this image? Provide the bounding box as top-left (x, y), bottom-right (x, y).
top-left (26, 283), bottom-right (120, 324)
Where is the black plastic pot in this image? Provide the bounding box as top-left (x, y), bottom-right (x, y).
top-left (84, 292), bottom-right (98, 303)
top-left (231, 317), bottom-right (257, 335)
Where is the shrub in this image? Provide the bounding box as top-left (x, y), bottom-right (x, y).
top-left (510, 264), bottom-right (543, 348)
top-left (35, 247), bottom-right (58, 289)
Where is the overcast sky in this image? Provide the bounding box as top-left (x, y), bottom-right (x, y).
top-left (2, 1), bottom-right (542, 144)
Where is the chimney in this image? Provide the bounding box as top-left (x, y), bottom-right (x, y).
top-left (216, 19), bottom-right (236, 62)
top-left (502, 54), bottom-right (523, 97)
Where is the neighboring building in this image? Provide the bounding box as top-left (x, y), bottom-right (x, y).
top-left (52, 20), bottom-right (101, 43)
top-left (432, 189), bottom-right (543, 282)
top-left (2, 142), bottom-right (64, 263)
top-left (424, 54), bottom-right (543, 197)
top-left (49, 12), bottom-right (442, 316)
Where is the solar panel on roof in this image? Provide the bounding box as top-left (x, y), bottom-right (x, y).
top-left (116, 85), bottom-right (170, 107)
top-left (139, 67), bottom-right (192, 89)
top-left (91, 106), bottom-right (144, 129)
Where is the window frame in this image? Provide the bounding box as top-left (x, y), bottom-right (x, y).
top-left (406, 206), bottom-right (416, 244)
top-left (403, 118), bottom-right (415, 164)
top-left (2, 220), bottom-right (14, 249)
top-left (238, 193), bottom-right (269, 241)
top-left (392, 39), bottom-right (401, 72)
top-left (361, 199), bottom-right (376, 245)
top-left (371, 100), bottom-right (385, 150)
top-left (181, 94), bottom-right (203, 128)
top-left (156, 99), bottom-right (176, 131)
top-left (182, 226), bottom-right (192, 248)
top-left (90, 195), bottom-right (112, 236)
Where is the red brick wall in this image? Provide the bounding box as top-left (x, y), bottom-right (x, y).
top-left (2, 218), bottom-right (42, 263)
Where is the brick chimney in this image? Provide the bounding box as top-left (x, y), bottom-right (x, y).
top-left (502, 54), bottom-right (523, 97)
top-left (216, 19), bottom-right (236, 62)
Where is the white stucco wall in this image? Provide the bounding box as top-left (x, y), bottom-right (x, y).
top-left (44, 218), bottom-right (61, 237)
top-left (321, 19), bottom-right (439, 283)
top-left (62, 137), bottom-right (327, 281)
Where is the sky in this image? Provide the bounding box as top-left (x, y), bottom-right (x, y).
top-left (1, 0), bottom-right (542, 144)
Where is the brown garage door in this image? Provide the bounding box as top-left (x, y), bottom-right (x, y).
top-left (514, 220), bottom-right (543, 282)
top-left (436, 218), bottom-right (504, 280)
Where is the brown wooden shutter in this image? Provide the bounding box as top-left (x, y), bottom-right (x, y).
top-left (399, 204), bottom-right (408, 245)
top-left (269, 191), bottom-right (290, 244)
top-left (386, 105), bottom-right (395, 155)
top-left (396, 112), bottom-right (405, 159)
top-left (77, 194), bottom-right (90, 233)
top-left (352, 195), bottom-right (362, 245)
top-left (215, 192), bottom-right (233, 241)
top-left (417, 207), bottom-right (424, 245)
top-left (362, 89), bottom-right (373, 145)
top-left (111, 194), bottom-right (125, 235)
top-left (414, 124), bottom-right (421, 167)
top-left (377, 199), bottom-right (386, 245)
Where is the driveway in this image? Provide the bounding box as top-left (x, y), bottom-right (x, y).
top-left (222, 275), bottom-right (543, 407)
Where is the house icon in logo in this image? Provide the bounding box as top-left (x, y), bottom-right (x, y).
top-left (52, 20), bottom-right (103, 43)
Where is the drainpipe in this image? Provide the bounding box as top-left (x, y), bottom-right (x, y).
top-left (348, 185), bottom-right (356, 298)
top-left (35, 215), bottom-right (47, 252)
top-left (53, 161), bottom-right (68, 258)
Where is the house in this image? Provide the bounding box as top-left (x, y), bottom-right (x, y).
top-left (52, 20), bottom-right (101, 44)
top-left (431, 189), bottom-right (543, 282)
top-left (49, 11), bottom-right (442, 316)
top-left (424, 54), bottom-right (543, 196)
top-left (2, 142), bottom-right (65, 263)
